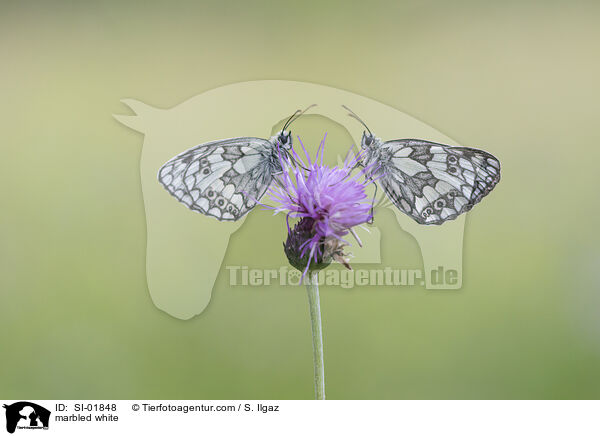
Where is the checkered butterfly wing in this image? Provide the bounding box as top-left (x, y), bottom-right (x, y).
top-left (158, 137), bottom-right (275, 221)
top-left (376, 139), bottom-right (500, 225)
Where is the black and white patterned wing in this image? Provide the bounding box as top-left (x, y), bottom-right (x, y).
top-left (158, 137), bottom-right (274, 221)
top-left (378, 139), bottom-right (500, 225)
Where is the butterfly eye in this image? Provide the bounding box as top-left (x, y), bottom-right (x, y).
top-left (217, 198), bottom-right (225, 207)
top-left (448, 166), bottom-right (458, 174)
top-left (207, 190), bottom-right (215, 198)
top-left (434, 199), bottom-right (446, 210)
top-left (448, 155), bottom-right (458, 164)
top-left (202, 168), bottom-right (210, 175)
top-left (200, 158), bottom-right (209, 166)
top-left (227, 205), bottom-right (234, 212)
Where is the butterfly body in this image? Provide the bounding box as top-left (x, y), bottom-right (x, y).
top-left (358, 131), bottom-right (500, 225)
top-left (158, 130), bottom-right (292, 221)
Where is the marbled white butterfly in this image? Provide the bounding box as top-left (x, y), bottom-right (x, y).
top-left (344, 106), bottom-right (501, 225)
top-left (158, 106), bottom-right (314, 221)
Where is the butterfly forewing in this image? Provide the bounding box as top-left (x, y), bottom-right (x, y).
top-left (374, 139), bottom-right (500, 225)
top-left (158, 137), bottom-right (275, 221)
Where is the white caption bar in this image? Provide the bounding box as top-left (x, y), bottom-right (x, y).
top-left (1, 400), bottom-right (598, 435)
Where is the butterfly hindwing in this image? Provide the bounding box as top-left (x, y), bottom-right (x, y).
top-left (158, 137), bottom-right (275, 221)
top-left (376, 139), bottom-right (500, 225)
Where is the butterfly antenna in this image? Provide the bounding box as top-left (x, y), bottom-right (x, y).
top-left (282, 109), bottom-right (301, 132)
top-left (341, 105), bottom-right (373, 136)
top-left (298, 103), bottom-right (317, 117)
top-left (285, 103), bottom-right (317, 131)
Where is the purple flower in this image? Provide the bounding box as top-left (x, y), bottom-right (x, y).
top-left (266, 135), bottom-right (373, 278)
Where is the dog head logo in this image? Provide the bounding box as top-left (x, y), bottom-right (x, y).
top-left (3, 402), bottom-right (50, 433)
top-left (114, 80), bottom-right (467, 320)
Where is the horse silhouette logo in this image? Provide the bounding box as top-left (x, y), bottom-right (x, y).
top-left (3, 402), bottom-right (50, 433)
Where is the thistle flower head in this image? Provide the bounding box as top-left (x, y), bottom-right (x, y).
top-left (267, 135), bottom-right (373, 278)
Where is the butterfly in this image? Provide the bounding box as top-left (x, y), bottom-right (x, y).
top-left (343, 106), bottom-right (501, 225)
top-left (158, 106), bottom-right (314, 221)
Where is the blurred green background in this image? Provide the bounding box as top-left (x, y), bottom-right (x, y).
top-left (1, 0), bottom-right (600, 399)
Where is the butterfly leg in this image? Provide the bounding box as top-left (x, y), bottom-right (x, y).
top-left (367, 179), bottom-right (377, 224)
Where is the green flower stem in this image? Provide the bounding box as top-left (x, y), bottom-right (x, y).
top-left (306, 271), bottom-right (325, 400)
